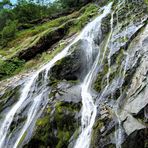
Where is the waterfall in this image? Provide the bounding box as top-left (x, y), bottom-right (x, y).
top-left (0, 2), bottom-right (113, 148)
top-left (0, 24), bottom-right (79, 148)
top-left (0, 42), bottom-right (73, 148)
top-left (0, 0), bottom-right (147, 147)
top-left (74, 3), bottom-right (113, 148)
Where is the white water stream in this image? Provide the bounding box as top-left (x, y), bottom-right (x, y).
top-left (74, 3), bottom-right (113, 148)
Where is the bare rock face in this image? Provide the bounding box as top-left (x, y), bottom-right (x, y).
top-left (91, 1), bottom-right (148, 147)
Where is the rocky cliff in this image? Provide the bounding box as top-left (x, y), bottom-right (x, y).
top-left (0, 0), bottom-right (148, 148)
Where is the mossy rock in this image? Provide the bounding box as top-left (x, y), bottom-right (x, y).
top-left (90, 119), bottom-right (104, 148)
top-left (0, 85), bottom-right (21, 112)
top-left (94, 63), bottom-right (109, 92)
top-left (50, 39), bottom-right (88, 81)
top-left (25, 101), bottom-right (81, 148)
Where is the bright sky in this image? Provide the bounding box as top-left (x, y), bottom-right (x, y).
top-left (11, 0), bottom-right (17, 4)
top-left (9, 0), bottom-right (55, 4)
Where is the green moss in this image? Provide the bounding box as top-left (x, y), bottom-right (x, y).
top-left (56, 130), bottom-right (71, 148)
top-left (54, 101), bottom-right (81, 148)
top-left (91, 119), bottom-right (104, 148)
top-left (18, 131), bottom-right (27, 146)
top-left (0, 86), bottom-right (20, 112)
top-left (56, 102), bottom-right (81, 112)
top-left (68, 4), bottom-right (98, 35)
top-left (108, 144), bottom-right (116, 148)
top-left (55, 102), bottom-right (63, 113)
top-left (36, 116), bottom-right (49, 127)
top-left (94, 63), bottom-right (109, 92)
top-left (144, 0), bottom-right (148, 5)
top-left (116, 49), bottom-right (124, 65)
top-left (26, 101), bottom-right (80, 148)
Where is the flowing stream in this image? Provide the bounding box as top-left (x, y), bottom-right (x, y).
top-left (0, 40), bottom-right (73, 148)
top-left (0, 2), bottom-right (113, 148)
top-left (74, 3), bottom-right (113, 148)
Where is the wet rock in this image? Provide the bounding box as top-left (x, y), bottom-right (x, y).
top-left (50, 39), bottom-right (89, 81)
top-left (91, 2), bottom-right (148, 147)
top-left (123, 114), bottom-right (145, 136)
top-left (0, 85), bottom-right (21, 113)
top-left (122, 129), bottom-right (147, 148)
top-left (53, 81), bottom-right (82, 103)
top-left (24, 78), bottom-right (82, 148)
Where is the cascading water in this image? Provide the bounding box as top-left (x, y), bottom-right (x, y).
top-left (0, 2), bottom-right (112, 148)
top-left (99, 11), bottom-right (114, 100)
top-left (74, 3), bottom-right (113, 148)
top-left (0, 0), bottom-right (146, 147)
top-left (0, 24), bottom-right (79, 148)
top-left (0, 41), bottom-right (73, 148)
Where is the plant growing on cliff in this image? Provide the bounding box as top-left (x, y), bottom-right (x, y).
top-left (0, 57), bottom-right (25, 80)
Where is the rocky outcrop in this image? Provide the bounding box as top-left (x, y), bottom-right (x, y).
top-left (24, 81), bottom-right (82, 148)
top-left (50, 40), bottom-right (89, 81)
top-left (14, 3), bottom-right (99, 62)
top-left (90, 1), bottom-right (148, 148)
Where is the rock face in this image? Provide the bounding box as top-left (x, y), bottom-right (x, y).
top-left (0, 1), bottom-right (148, 148)
top-left (24, 81), bottom-right (82, 148)
top-left (90, 1), bottom-right (148, 147)
top-left (50, 40), bottom-right (89, 81)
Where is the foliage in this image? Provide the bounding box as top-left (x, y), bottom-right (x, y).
top-left (13, 2), bottom-right (53, 23)
top-left (0, 20), bottom-right (18, 47)
top-left (57, 0), bottom-right (82, 9)
top-left (0, 0), bottom-right (89, 48)
top-left (0, 2), bottom-right (99, 81)
top-left (0, 57), bottom-right (25, 80)
top-left (0, 9), bottom-right (15, 31)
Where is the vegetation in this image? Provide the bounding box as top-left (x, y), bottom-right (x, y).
top-left (0, 58), bottom-right (25, 79)
top-left (0, 0), bottom-right (90, 48)
top-left (0, 1), bottom-right (99, 80)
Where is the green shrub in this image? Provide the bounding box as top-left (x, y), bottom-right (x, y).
top-left (0, 57), bottom-right (25, 80)
top-left (0, 20), bottom-right (18, 47)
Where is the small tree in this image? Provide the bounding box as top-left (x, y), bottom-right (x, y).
top-left (0, 20), bottom-right (17, 47)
